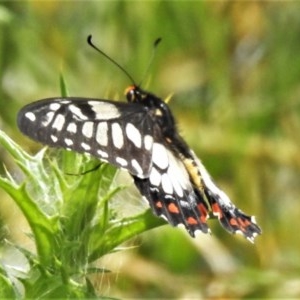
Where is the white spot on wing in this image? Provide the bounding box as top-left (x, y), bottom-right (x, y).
top-left (160, 214), bottom-right (168, 222)
top-left (161, 173), bottom-right (173, 194)
top-left (25, 112), bottom-right (36, 122)
top-left (41, 111), bottom-right (55, 126)
top-left (144, 135), bottom-right (153, 151)
top-left (51, 135), bottom-right (58, 143)
top-left (131, 159), bottom-right (143, 176)
top-left (97, 149), bottom-right (108, 158)
top-left (82, 121), bottom-right (94, 138)
top-left (111, 123), bottom-right (124, 149)
top-left (64, 138), bottom-right (73, 146)
top-left (81, 142), bottom-right (91, 151)
top-left (49, 103), bottom-right (61, 111)
top-left (96, 122), bottom-right (108, 146)
top-left (166, 149), bottom-right (190, 197)
top-left (60, 100), bottom-right (70, 104)
top-left (66, 122), bottom-right (77, 133)
top-left (126, 123), bottom-right (142, 148)
top-left (52, 114), bottom-right (65, 131)
top-left (149, 167), bottom-right (161, 187)
top-left (88, 101), bottom-right (120, 120)
top-left (116, 156), bottom-right (128, 167)
top-left (69, 105), bottom-right (88, 120)
top-left (172, 179), bottom-right (184, 197)
top-left (152, 143), bottom-right (169, 170)
top-left (149, 148), bottom-right (190, 197)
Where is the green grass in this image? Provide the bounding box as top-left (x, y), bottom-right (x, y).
top-left (1, 1), bottom-right (300, 299)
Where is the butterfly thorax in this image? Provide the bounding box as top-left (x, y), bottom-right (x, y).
top-left (125, 85), bottom-right (178, 139)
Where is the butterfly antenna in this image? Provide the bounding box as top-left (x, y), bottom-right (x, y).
top-left (138, 37), bottom-right (162, 87)
top-left (87, 35), bottom-right (136, 85)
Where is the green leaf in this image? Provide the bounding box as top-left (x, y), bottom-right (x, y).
top-left (59, 72), bottom-right (70, 97)
top-left (0, 179), bottom-right (57, 267)
top-left (0, 273), bottom-right (17, 298)
top-left (88, 209), bottom-right (166, 262)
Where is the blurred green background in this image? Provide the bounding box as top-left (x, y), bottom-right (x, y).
top-left (1, 1), bottom-right (300, 298)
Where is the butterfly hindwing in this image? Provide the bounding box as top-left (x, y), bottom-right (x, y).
top-left (17, 97), bottom-right (154, 178)
top-left (191, 152), bottom-right (262, 242)
top-left (133, 142), bottom-right (210, 236)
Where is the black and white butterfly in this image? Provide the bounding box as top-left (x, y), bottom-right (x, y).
top-left (17, 37), bottom-right (261, 242)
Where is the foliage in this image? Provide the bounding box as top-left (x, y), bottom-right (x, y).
top-left (0, 128), bottom-right (164, 298)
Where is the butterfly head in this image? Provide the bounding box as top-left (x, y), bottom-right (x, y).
top-left (124, 85), bottom-right (162, 107)
top-left (125, 85), bottom-right (146, 103)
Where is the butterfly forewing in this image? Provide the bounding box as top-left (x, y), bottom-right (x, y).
top-left (17, 97), bottom-right (154, 178)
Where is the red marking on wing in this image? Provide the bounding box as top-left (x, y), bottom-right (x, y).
top-left (233, 217), bottom-right (252, 232)
top-left (197, 203), bottom-right (209, 223)
top-left (155, 201), bottom-right (163, 208)
top-left (168, 203), bottom-right (180, 214)
top-left (187, 217), bottom-right (198, 225)
top-left (229, 218), bottom-right (238, 226)
top-left (212, 202), bottom-right (223, 218)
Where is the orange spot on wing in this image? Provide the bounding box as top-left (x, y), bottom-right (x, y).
top-left (229, 218), bottom-right (238, 226)
top-left (212, 203), bottom-right (223, 218)
top-left (230, 217), bottom-right (251, 231)
top-left (168, 203), bottom-right (180, 214)
top-left (197, 203), bottom-right (208, 223)
top-left (155, 201), bottom-right (163, 208)
top-left (187, 217), bottom-right (198, 225)
top-left (239, 217), bottom-right (251, 227)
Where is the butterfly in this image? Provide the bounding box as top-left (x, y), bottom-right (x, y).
top-left (17, 36), bottom-right (261, 242)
